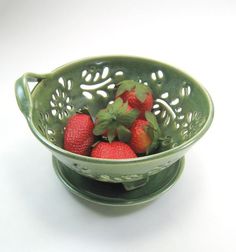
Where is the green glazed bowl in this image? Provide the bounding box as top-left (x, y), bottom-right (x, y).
top-left (15, 56), bottom-right (214, 206)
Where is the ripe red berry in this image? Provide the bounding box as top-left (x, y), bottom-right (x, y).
top-left (116, 80), bottom-right (154, 119)
top-left (91, 141), bottom-right (137, 159)
top-left (64, 113), bottom-right (94, 156)
top-left (129, 119), bottom-right (152, 153)
top-left (120, 90), bottom-right (153, 118)
top-left (129, 112), bottom-right (161, 154)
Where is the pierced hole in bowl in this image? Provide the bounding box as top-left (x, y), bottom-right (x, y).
top-left (161, 110), bottom-right (167, 118)
top-left (175, 107), bottom-right (182, 113)
top-left (157, 70), bottom-right (164, 79)
top-left (82, 70), bottom-right (87, 77)
top-left (50, 101), bottom-right (56, 108)
top-left (181, 129), bottom-right (188, 136)
top-left (66, 105), bottom-right (73, 110)
top-left (67, 80), bottom-right (72, 90)
top-left (58, 77), bottom-right (65, 87)
top-left (115, 71), bottom-right (123, 76)
top-left (170, 98), bottom-right (180, 106)
top-left (107, 84), bottom-right (115, 89)
top-left (52, 94), bottom-right (56, 100)
top-left (58, 113), bottom-right (63, 120)
top-left (154, 110), bottom-right (161, 115)
top-left (178, 115), bottom-right (185, 120)
top-left (47, 129), bottom-right (54, 135)
top-left (55, 89), bottom-right (60, 97)
top-left (174, 122), bottom-right (180, 129)
top-left (45, 113), bottom-right (49, 120)
top-left (52, 109), bottom-right (57, 116)
top-left (151, 72), bottom-right (157, 81)
top-left (180, 85), bottom-right (191, 97)
top-left (153, 104), bottom-right (160, 109)
top-left (96, 90), bottom-right (108, 98)
top-left (102, 67), bottom-right (109, 79)
top-left (163, 115), bottom-right (171, 126)
top-left (82, 91), bottom-right (93, 99)
top-left (80, 78), bottom-right (111, 90)
top-left (64, 110), bottom-right (69, 117)
top-left (160, 92), bottom-right (169, 99)
top-left (93, 72), bottom-right (100, 82)
top-left (187, 85), bottom-right (191, 95)
top-left (85, 73), bottom-right (92, 82)
top-left (187, 112), bottom-right (193, 123)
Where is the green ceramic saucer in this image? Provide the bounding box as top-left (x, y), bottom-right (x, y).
top-left (53, 156), bottom-right (184, 206)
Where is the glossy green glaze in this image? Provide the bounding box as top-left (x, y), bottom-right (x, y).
top-left (15, 56), bottom-right (214, 203)
top-left (53, 156), bottom-right (184, 206)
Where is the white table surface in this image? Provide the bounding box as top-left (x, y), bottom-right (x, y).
top-left (1, 0), bottom-right (236, 251)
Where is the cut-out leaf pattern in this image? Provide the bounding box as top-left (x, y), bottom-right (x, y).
top-left (38, 112), bottom-right (55, 142)
top-left (38, 64), bottom-right (206, 157)
top-left (50, 78), bottom-right (73, 120)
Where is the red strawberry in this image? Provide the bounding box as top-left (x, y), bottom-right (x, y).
top-left (64, 113), bottom-right (94, 156)
top-left (91, 141), bottom-right (137, 159)
top-left (116, 80), bottom-right (154, 118)
top-left (129, 120), bottom-right (152, 153)
top-left (93, 98), bottom-right (139, 143)
top-left (129, 112), bottom-right (161, 154)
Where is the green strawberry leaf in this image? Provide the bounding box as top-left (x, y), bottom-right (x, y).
top-left (144, 113), bottom-right (161, 155)
top-left (93, 120), bottom-right (110, 135)
top-left (96, 109), bottom-right (112, 122)
top-left (117, 125), bottom-right (131, 143)
top-left (135, 84), bottom-right (148, 103)
top-left (107, 127), bottom-right (116, 143)
top-left (117, 101), bottom-right (128, 115)
top-left (108, 98), bottom-right (123, 113)
top-left (145, 126), bottom-right (159, 155)
top-left (117, 109), bottom-right (139, 127)
top-left (116, 80), bottom-right (136, 96)
top-left (145, 111), bottom-right (161, 135)
top-left (145, 125), bottom-right (154, 139)
top-left (121, 101), bottom-right (129, 113)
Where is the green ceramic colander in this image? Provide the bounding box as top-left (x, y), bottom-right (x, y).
top-left (15, 56), bottom-right (214, 206)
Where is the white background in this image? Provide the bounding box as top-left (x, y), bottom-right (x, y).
top-left (0, 0), bottom-right (236, 251)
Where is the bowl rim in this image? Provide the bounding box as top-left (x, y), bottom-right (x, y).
top-left (27, 55), bottom-right (214, 164)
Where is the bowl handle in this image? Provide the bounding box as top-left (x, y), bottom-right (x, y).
top-left (15, 73), bottom-right (48, 120)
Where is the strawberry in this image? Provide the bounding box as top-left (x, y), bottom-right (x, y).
top-left (91, 141), bottom-right (137, 159)
top-left (129, 120), bottom-right (152, 153)
top-left (64, 113), bottom-right (94, 156)
top-left (116, 80), bottom-right (154, 118)
top-left (129, 112), bottom-right (161, 154)
top-left (93, 98), bottom-right (139, 143)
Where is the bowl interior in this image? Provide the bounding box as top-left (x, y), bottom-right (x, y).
top-left (31, 56), bottom-right (212, 154)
